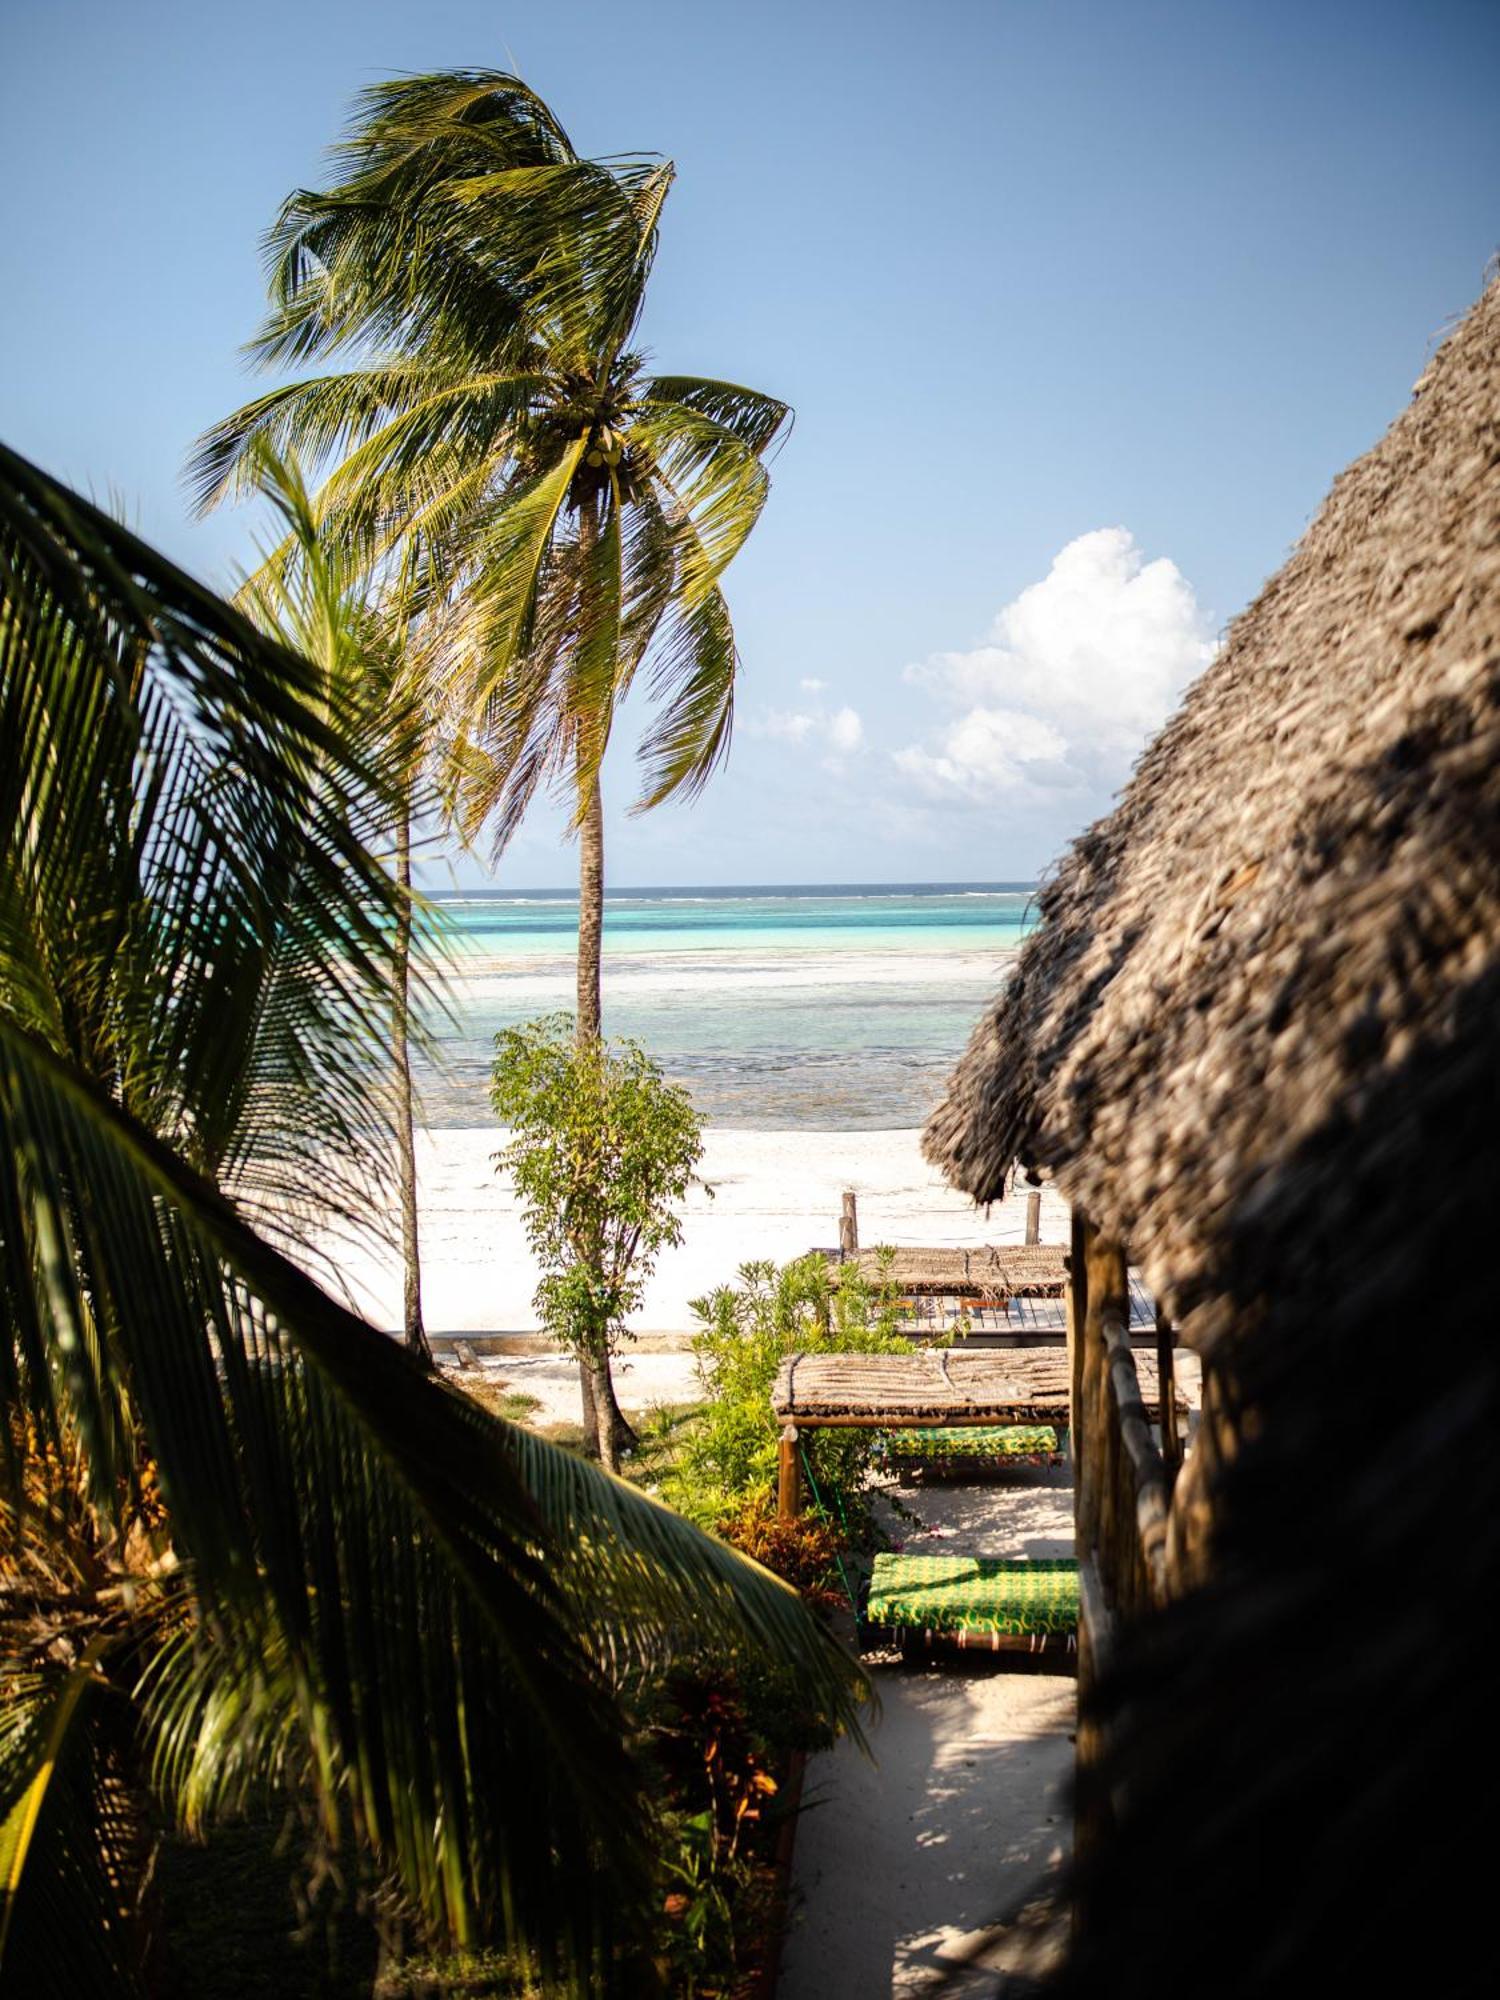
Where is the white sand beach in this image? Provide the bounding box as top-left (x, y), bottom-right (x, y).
top-left (326, 1125), bottom-right (1070, 1341)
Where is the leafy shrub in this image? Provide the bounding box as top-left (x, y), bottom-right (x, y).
top-left (715, 1492), bottom-right (846, 1609)
top-left (666, 1253), bottom-right (917, 1540)
top-left (639, 1666), bottom-right (789, 1995)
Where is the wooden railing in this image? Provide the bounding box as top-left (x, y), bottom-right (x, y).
top-left (1067, 1215), bottom-right (1181, 1860)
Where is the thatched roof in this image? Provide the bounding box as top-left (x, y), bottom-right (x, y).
top-left (818, 1245), bottom-right (1068, 1297)
top-left (771, 1347), bottom-right (1183, 1425)
top-left (924, 276), bottom-right (1500, 1337)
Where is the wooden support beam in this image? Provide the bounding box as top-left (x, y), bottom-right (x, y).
top-left (1025, 1189), bottom-right (1042, 1244)
top-left (777, 1423), bottom-right (802, 1519)
top-left (839, 1190), bottom-right (859, 1256)
top-left (1157, 1311), bottom-right (1181, 1475)
top-left (1079, 1227), bottom-right (1126, 1560)
top-left (1066, 1214), bottom-right (1089, 1473)
top-left (1102, 1310), bottom-right (1170, 1601)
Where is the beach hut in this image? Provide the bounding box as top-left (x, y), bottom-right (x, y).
top-left (923, 275), bottom-right (1500, 1989)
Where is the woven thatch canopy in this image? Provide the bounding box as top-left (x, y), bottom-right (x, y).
top-left (818, 1245), bottom-right (1068, 1297)
top-left (924, 277), bottom-right (1500, 1339)
top-left (771, 1348), bottom-right (1183, 1426)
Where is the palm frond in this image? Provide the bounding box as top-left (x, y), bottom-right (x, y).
top-left (0, 441), bottom-right (406, 1245)
top-left (188, 365), bottom-right (541, 517)
top-left (633, 578), bottom-right (739, 812)
top-left (3, 446), bottom-right (867, 1979)
top-left (503, 1427), bottom-right (867, 1726)
top-left (0, 1656), bottom-right (146, 2000)
top-left (456, 439), bottom-right (587, 722)
top-left (249, 72), bottom-right (576, 377)
top-left (642, 376), bottom-right (792, 456)
top-left (633, 398), bottom-right (773, 596)
top-left (1, 1008), bottom-right (646, 1972)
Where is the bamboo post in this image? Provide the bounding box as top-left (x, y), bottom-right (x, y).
top-left (1067, 1216), bottom-right (1092, 1521)
top-left (1025, 1190), bottom-right (1042, 1244)
top-left (1083, 1230), bottom-right (1129, 1604)
top-left (777, 1423), bottom-right (802, 1519)
top-left (1157, 1311), bottom-right (1181, 1476)
top-left (839, 1191), bottom-right (859, 1257)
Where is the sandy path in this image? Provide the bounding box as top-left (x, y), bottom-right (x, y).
top-left (779, 1470), bottom-right (1075, 1997)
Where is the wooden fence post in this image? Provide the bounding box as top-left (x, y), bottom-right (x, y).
top-left (839, 1191), bottom-right (859, 1256)
top-left (778, 1423), bottom-right (802, 1519)
top-left (1074, 1223), bottom-right (1129, 1890)
top-left (1025, 1190), bottom-right (1042, 1244)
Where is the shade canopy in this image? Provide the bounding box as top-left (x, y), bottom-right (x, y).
top-left (771, 1347), bottom-right (1182, 1426)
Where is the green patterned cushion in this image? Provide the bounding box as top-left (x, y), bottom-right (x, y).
top-left (881, 1424), bottom-right (1059, 1460)
top-left (867, 1554), bottom-right (1078, 1636)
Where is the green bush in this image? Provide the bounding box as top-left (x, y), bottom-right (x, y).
top-left (666, 1253), bottom-right (917, 1539)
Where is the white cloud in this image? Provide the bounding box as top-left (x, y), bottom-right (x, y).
top-left (826, 705), bottom-right (864, 754)
top-left (799, 676), bottom-right (827, 693)
top-left (897, 528), bottom-right (1213, 807)
top-left (758, 700), bottom-right (865, 763)
top-left (764, 709), bottom-right (818, 743)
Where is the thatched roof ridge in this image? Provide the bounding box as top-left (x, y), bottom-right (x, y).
top-left (817, 1245), bottom-right (1067, 1297)
top-left (924, 276), bottom-right (1500, 1333)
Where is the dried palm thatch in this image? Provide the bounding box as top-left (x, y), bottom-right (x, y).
top-left (918, 278), bottom-right (1500, 1996)
top-left (819, 1245), bottom-right (1068, 1298)
top-left (771, 1348), bottom-right (1181, 1425)
top-left (924, 275), bottom-right (1500, 1345)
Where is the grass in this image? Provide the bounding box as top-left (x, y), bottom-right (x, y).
top-left (447, 1377), bottom-right (544, 1426)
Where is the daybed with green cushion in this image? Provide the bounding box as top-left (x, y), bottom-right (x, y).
top-left (865, 1553), bottom-right (1078, 1653)
top-left (876, 1423), bottom-right (1061, 1467)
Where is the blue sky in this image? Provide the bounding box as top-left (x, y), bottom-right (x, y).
top-left (3, 1), bottom-right (1496, 887)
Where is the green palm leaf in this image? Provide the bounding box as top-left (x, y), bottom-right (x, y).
top-left (0, 1655), bottom-right (146, 1999)
top-left (3, 442), bottom-right (866, 1985)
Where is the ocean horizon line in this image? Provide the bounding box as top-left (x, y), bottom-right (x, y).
top-left (427, 879), bottom-right (1041, 902)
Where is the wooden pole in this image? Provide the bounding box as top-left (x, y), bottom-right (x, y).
top-left (1157, 1312), bottom-right (1181, 1476)
top-left (1082, 1231), bottom-right (1128, 1599)
top-left (777, 1423), bottom-right (802, 1519)
top-left (839, 1190), bottom-right (859, 1257)
top-left (1025, 1190), bottom-right (1042, 1244)
top-left (1067, 1215), bottom-right (1091, 1499)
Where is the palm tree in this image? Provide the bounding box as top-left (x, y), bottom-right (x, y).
top-left (0, 444), bottom-right (863, 1995)
top-left (190, 71), bottom-right (791, 1457)
top-left (235, 444), bottom-right (436, 1360)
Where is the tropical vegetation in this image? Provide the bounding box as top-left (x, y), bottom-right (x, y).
top-left (492, 1015), bottom-right (705, 1469)
top-left (0, 445), bottom-right (864, 1996)
top-left (193, 69), bottom-right (790, 1445)
top-left (234, 443), bottom-right (435, 1357)
top-left (662, 1256), bottom-right (920, 1579)
top-left (191, 67), bottom-right (790, 1040)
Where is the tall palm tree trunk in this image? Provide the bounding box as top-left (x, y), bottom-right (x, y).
top-left (575, 768), bottom-right (635, 1462)
top-left (394, 803), bottom-right (431, 1364)
top-left (576, 769), bottom-right (605, 1040)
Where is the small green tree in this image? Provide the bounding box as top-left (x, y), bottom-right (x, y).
top-left (493, 1013), bottom-right (705, 1468)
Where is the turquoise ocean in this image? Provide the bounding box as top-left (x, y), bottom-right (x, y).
top-left (416, 883), bottom-right (1038, 1130)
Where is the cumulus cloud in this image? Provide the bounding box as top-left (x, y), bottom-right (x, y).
top-left (758, 699), bottom-right (865, 763)
top-left (764, 709), bottom-right (819, 744)
top-left (897, 528), bottom-right (1213, 805)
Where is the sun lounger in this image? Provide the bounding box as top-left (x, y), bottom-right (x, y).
top-left (865, 1553), bottom-right (1079, 1654)
top-left (876, 1423), bottom-right (1061, 1471)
